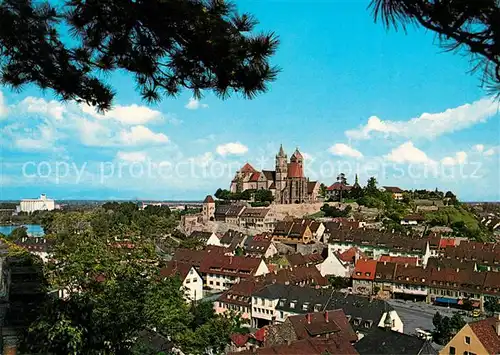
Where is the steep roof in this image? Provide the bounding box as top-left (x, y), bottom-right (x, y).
top-left (383, 186), bottom-right (404, 193)
top-left (286, 253), bottom-right (324, 267)
top-left (327, 182), bottom-right (352, 191)
top-left (353, 258), bottom-right (377, 281)
top-left (254, 285), bottom-right (394, 332)
top-left (469, 316), bottom-right (500, 354)
top-left (354, 327), bottom-right (436, 355)
top-left (287, 162), bottom-right (304, 178)
top-left (262, 170), bottom-right (276, 181)
top-left (160, 261), bottom-right (195, 280)
top-left (199, 254), bottom-right (264, 278)
top-left (308, 181), bottom-right (319, 194)
top-left (379, 255), bottom-right (418, 266)
top-left (240, 163), bottom-right (257, 173)
top-left (232, 337), bottom-right (358, 355)
top-left (287, 309), bottom-right (358, 342)
top-left (203, 195), bottom-right (215, 203)
top-left (257, 265), bottom-right (328, 287)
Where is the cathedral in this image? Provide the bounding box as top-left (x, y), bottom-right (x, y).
top-left (230, 145), bottom-right (320, 204)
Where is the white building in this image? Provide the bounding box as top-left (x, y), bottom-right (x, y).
top-left (316, 246), bottom-right (350, 277)
top-left (160, 261), bottom-right (204, 302)
top-left (19, 194), bottom-right (55, 213)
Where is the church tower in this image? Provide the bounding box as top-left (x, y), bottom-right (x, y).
top-left (275, 144), bottom-right (288, 202)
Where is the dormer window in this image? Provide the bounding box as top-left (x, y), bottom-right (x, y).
top-left (290, 301), bottom-right (296, 309)
top-left (302, 303), bottom-right (309, 311)
top-left (354, 317), bottom-right (362, 326)
top-left (364, 320), bottom-right (373, 328)
top-left (314, 304), bottom-right (322, 312)
top-left (365, 272), bottom-right (371, 277)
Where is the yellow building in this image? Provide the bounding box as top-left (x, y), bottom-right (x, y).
top-left (440, 315), bottom-right (500, 355)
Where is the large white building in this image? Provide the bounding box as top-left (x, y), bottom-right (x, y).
top-left (19, 194), bottom-right (55, 213)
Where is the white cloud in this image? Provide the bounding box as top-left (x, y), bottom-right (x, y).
top-left (384, 141), bottom-right (435, 164)
top-left (0, 91), bottom-right (7, 117)
top-left (484, 148), bottom-right (496, 156)
top-left (185, 98), bottom-right (209, 110)
top-left (80, 103), bottom-right (162, 125)
top-left (216, 142), bottom-right (248, 156)
top-left (190, 152), bottom-right (214, 167)
top-left (347, 97), bottom-right (498, 140)
top-left (116, 151), bottom-right (148, 162)
top-left (473, 144), bottom-right (484, 153)
top-left (17, 97), bottom-right (66, 120)
top-left (441, 151), bottom-right (467, 166)
top-left (328, 143), bottom-right (363, 158)
top-left (301, 152), bottom-right (313, 161)
top-left (119, 125), bottom-right (169, 146)
top-left (15, 125), bottom-right (55, 150)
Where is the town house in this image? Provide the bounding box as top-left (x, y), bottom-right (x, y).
top-left (160, 261), bottom-right (203, 302)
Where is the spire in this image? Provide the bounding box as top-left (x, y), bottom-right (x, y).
top-left (355, 174), bottom-right (359, 184)
top-left (278, 144), bottom-right (285, 157)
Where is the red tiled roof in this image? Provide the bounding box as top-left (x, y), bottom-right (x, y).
top-left (287, 162), bottom-right (304, 178)
top-left (439, 238), bottom-right (456, 248)
top-left (288, 309), bottom-right (358, 342)
top-left (199, 254), bottom-right (264, 278)
top-left (253, 326), bottom-right (268, 342)
top-left (352, 258), bottom-right (377, 281)
top-left (286, 253), bottom-right (324, 267)
top-left (249, 172), bottom-right (261, 182)
top-left (233, 337), bottom-right (358, 355)
top-left (379, 255), bottom-right (418, 266)
top-left (240, 163), bottom-right (257, 173)
top-left (257, 265), bottom-right (328, 287)
top-left (203, 195), bottom-right (215, 203)
top-left (230, 333), bottom-right (250, 347)
top-left (402, 214), bottom-right (425, 221)
top-left (327, 182), bottom-right (352, 191)
top-left (383, 186), bottom-right (404, 193)
top-left (338, 247), bottom-right (365, 263)
top-left (160, 260), bottom-right (194, 279)
top-left (469, 316), bottom-right (500, 354)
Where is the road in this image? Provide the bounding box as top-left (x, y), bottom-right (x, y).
top-left (388, 299), bottom-right (475, 335)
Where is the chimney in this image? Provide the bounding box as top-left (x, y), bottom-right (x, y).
top-left (496, 312), bottom-right (500, 336)
top-left (230, 256), bottom-right (233, 264)
top-left (287, 340), bottom-right (292, 346)
top-left (325, 311), bottom-right (329, 323)
top-left (306, 313), bottom-right (311, 324)
top-left (456, 268), bottom-right (460, 273)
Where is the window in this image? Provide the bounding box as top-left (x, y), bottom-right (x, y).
top-left (465, 336), bottom-right (471, 345)
top-left (216, 282), bottom-right (220, 286)
top-left (261, 298), bottom-right (265, 306)
top-left (449, 347), bottom-right (455, 355)
top-left (280, 311), bottom-right (284, 319)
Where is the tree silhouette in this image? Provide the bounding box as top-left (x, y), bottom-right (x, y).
top-left (370, 0), bottom-right (500, 95)
top-left (0, 0), bottom-right (279, 111)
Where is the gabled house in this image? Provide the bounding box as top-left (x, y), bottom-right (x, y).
top-left (231, 337), bottom-right (358, 355)
top-left (382, 186), bottom-right (405, 201)
top-left (272, 220), bottom-right (314, 244)
top-left (200, 254), bottom-right (269, 291)
top-left (355, 327), bottom-right (437, 355)
top-left (439, 315), bottom-right (500, 355)
top-left (160, 261), bottom-right (203, 302)
top-left (239, 208), bottom-right (275, 231)
top-left (251, 284), bottom-right (403, 334)
top-left (352, 258), bottom-right (377, 295)
top-left (188, 231), bottom-right (221, 247)
top-left (244, 233), bottom-right (278, 259)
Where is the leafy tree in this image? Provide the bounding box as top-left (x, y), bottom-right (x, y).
top-left (370, 0), bottom-right (500, 94)
top-left (254, 189), bottom-right (274, 203)
top-left (432, 311), bottom-right (465, 345)
top-left (0, 0), bottom-right (279, 111)
top-left (319, 183), bottom-right (327, 198)
top-left (320, 204), bottom-right (351, 218)
top-left (484, 297), bottom-right (500, 314)
top-left (10, 226), bottom-right (28, 240)
top-left (328, 276), bottom-right (351, 290)
top-left (364, 177), bottom-right (379, 197)
top-left (234, 246), bottom-right (245, 256)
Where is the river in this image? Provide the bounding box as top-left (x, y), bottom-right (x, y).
top-left (0, 224), bottom-right (45, 237)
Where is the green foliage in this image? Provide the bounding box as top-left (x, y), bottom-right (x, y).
top-left (253, 189), bottom-right (274, 203)
top-left (9, 226), bottom-right (28, 240)
top-left (319, 183), bottom-right (327, 198)
top-left (24, 203), bottom-right (239, 354)
top-left (234, 246), bottom-right (245, 256)
top-left (0, 0), bottom-right (279, 111)
top-left (425, 206), bottom-right (490, 241)
top-left (432, 312), bottom-right (465, 345)
top-left (320, 204), bottom-right (351, 218)
top-left (484, 297), bottom-right (500, 315)
top-left (328, 276), bottom-right (351, 290)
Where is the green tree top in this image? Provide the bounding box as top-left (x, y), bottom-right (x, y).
top-left (0, 0), bottom-right (279, 111)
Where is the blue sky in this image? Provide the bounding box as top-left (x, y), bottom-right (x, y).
top-left (1, 0), bottom-right (499, 201)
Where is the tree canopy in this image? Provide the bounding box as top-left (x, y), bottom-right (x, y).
top-left (23, 203), bottom-right (245, 354)
top-left (370, 0), bottom-right (500, 94)
top-left (0, 0), bottom-right (279, 111)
